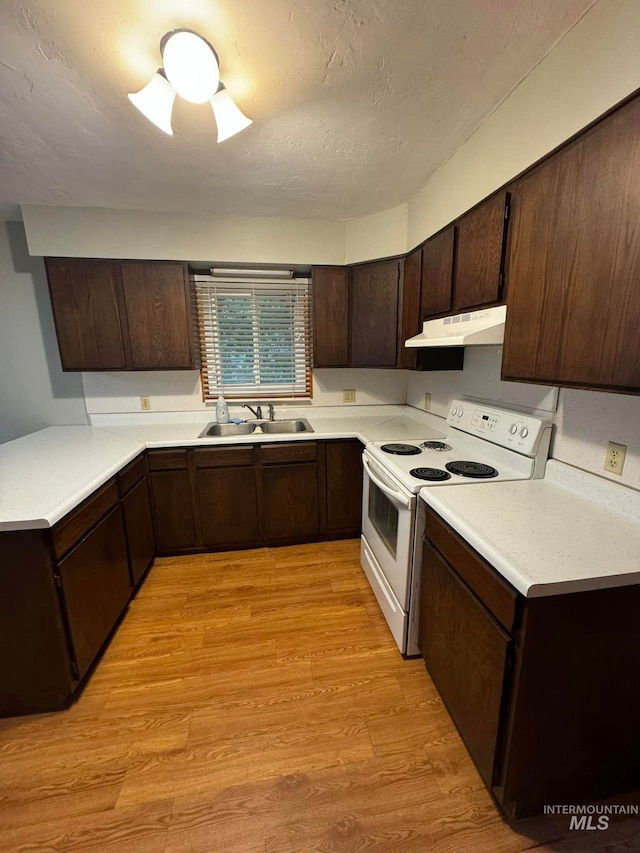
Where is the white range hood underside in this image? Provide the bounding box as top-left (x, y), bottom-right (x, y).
top-left (405, 304), bottom-right (506, 347)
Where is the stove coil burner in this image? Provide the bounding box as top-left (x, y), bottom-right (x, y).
top-left (445, 460), bottom-right (499, 479)
top-left (380, 443), bottom-right (422, 456)
top-left (410, 467), bottom-right (451, 482)
top-left (420, 441), bottom-right (452, 452)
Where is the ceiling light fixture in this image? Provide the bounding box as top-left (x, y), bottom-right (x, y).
top-left (128, 29), bottom-right (252, 142)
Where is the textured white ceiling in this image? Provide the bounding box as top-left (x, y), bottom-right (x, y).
top-left (0, 0), bottom-right (595, 220)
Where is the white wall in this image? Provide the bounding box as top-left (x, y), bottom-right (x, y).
top-left (0, 221), bottom-right (87, 443)
top-left (81, 368), bottom-right (407, 415)
top-left (406, 348), bottom-right (558, 417)
top-left (344, 204), bottom-right (408, 265)
top-left (406, 354), bottom-right (640, 492)
top-left (406, 0), bottom-right (640, 247)
top-left (23, 201), bottom-right (410, 267)
top-left (22, 206), bottom-right (346, 266)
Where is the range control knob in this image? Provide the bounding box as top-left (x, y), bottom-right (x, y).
top-left (457, 407), bottom-right (464, 418)
top-left (509, 424), bottom-right (518, 435)
top-left (451, 407), bottom-right (458, 417)
top-left (520, 426), bottom-right (529, 438)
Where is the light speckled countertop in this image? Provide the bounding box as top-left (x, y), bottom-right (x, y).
top-left (96, 406), bottom-right (447, 448)
top-left (0, 408), bottom-right (446, 532)
top-left (0, 427), bottom-right (144, 531)
top-left (420, 459), bottom-right (640, 597)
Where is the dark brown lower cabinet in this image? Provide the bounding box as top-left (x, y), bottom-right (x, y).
top-left (324, 439), bottom-right (363, 534)
top-left (260, 461), bottom-right (320, 541)
top-left (420, 506), bottom-right (640, 818)
top-left (197, 466), bottom-right (259, 547)
top-left (57, 505), bottom-right (132, 679)
top-left (419, 539), bottom-right (510, 785)
top-left (150, 440), bottom-right (360, 554)
top-left (150, 469), bottom-right (197, 551)
top-left (0, 530), bottom-right (74, 717)
top-left (121, 476), bottom-right (156, 585)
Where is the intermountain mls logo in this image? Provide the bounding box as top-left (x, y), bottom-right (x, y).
top-left (544, 804), bottom-right (639, 830)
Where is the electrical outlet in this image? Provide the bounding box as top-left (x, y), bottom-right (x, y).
top-left (140, 396), bottom-right (151, 411)
top-left (604, 441), bottom-right (626, 475)
top-left (424, 393), bottom-right (431, 411)
top-left (343, 389), bottom-right (356, 403)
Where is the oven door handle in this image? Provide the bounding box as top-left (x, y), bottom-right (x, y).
top-left (363, 457), bottom-right (413, 511)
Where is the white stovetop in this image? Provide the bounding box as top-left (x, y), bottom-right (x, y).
top-left (421, 459), bottom-right (640, 598)
top-left (365, 431), bottom-right (534, 494)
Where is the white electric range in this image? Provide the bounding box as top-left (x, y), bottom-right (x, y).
top-left (360, 400), bottom-right (552, 655)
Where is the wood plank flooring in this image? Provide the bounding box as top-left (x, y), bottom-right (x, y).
top-left (1, 540), bottom-right (639, 852)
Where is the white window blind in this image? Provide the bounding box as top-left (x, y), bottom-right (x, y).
top-left (194, 275), bottom-right (312, 399)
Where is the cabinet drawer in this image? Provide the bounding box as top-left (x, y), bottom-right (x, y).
top-left (52, 480), bottom-right (119, 559)
top-left (117, 454), bottom-right (146, 497)
top-left (193, 446), bottom-right (255, 468)
top-left (425, 508), bottom-right (517, 633)
top-left (148, 450), bottom-right (188, 470)
top-left (259, 442), bottom-right (317, 464)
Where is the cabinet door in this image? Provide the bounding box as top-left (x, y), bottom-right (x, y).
top-left (454, 192), bottom-right (509, 311)
top-left (312, 266), bottom-right (349, 367)
top-left (503, 98), bottom-right (640, 393)
top-left (57, 506), bottom-right (132, 679)
top-left (120, 262), bottom-right (193, 369)
top-left (197, 467), bottom-right (259, 548)
top-left (261, 462), bottom-right (319, 541)
top-left (150, 470), bottom-right (197, 551)
top-left (350, 260), bottom-right (400, 367)
top-left (325, 440), bottom-right (363, 533)
top-left (421, 226), bottom-right (455, 318)
top-left (122, 477), bottom-right (156, 585)
top-left (399, 252), bottom-right (420, 369)
top-left (419, 539), bottom-right (509, 785)
top-left (46, 259), bottom-right (128, 370)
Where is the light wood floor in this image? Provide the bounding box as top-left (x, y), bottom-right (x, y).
top-left (1, 540), bottom-right (639, 852)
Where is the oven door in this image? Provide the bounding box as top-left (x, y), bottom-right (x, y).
top-left (361, 451), bottom-right (415, 609)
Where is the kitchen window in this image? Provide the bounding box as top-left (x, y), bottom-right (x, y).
top-left (194, 274), bottom-right (312, 399)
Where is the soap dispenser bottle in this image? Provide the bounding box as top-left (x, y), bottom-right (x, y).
top-left (216, 393), bottom-right (230, 424)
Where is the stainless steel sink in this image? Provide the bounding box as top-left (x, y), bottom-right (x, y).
top-left (199, 422), bottom-right (258, 437)
top-left (260, 419), bottom-right (313, 434)
top-left (198, 418), bottom-right (313, 437)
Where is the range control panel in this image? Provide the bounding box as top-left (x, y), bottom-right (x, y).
top-left (447, 399), bottom-right (552, 457)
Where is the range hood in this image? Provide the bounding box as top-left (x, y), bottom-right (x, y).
top-left (405, 304), bottom-right (506, 348)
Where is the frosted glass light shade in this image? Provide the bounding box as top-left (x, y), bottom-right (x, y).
top-left (128, 73), bottom-right (176, 135)
top-left (210, 89), bottom-right (252, 142)
top-left (162, 31), bottom-right (220, 104)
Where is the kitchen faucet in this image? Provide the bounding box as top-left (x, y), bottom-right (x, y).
top-left (242, 403), bottom-right (275, 421)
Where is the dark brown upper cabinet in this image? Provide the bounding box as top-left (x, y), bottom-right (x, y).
top-left (311, 266), bottom-right (349, 367)
top-left (45, 258), bottom-right (194, 371)
top-left (120, 262), bottom-right (193, 369)
top-left (502, 95), bottom-right (640, 394)
top-left (350, 259), bottom-right (401, 367)
top-left (45, 259), bottom-right (129, 370)
top-left (421, 225), bottom-right (455, 319)
top-left (453, 191), bottom-right (510, 312)
top-left (398, 248), bottom-right (421, 370)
